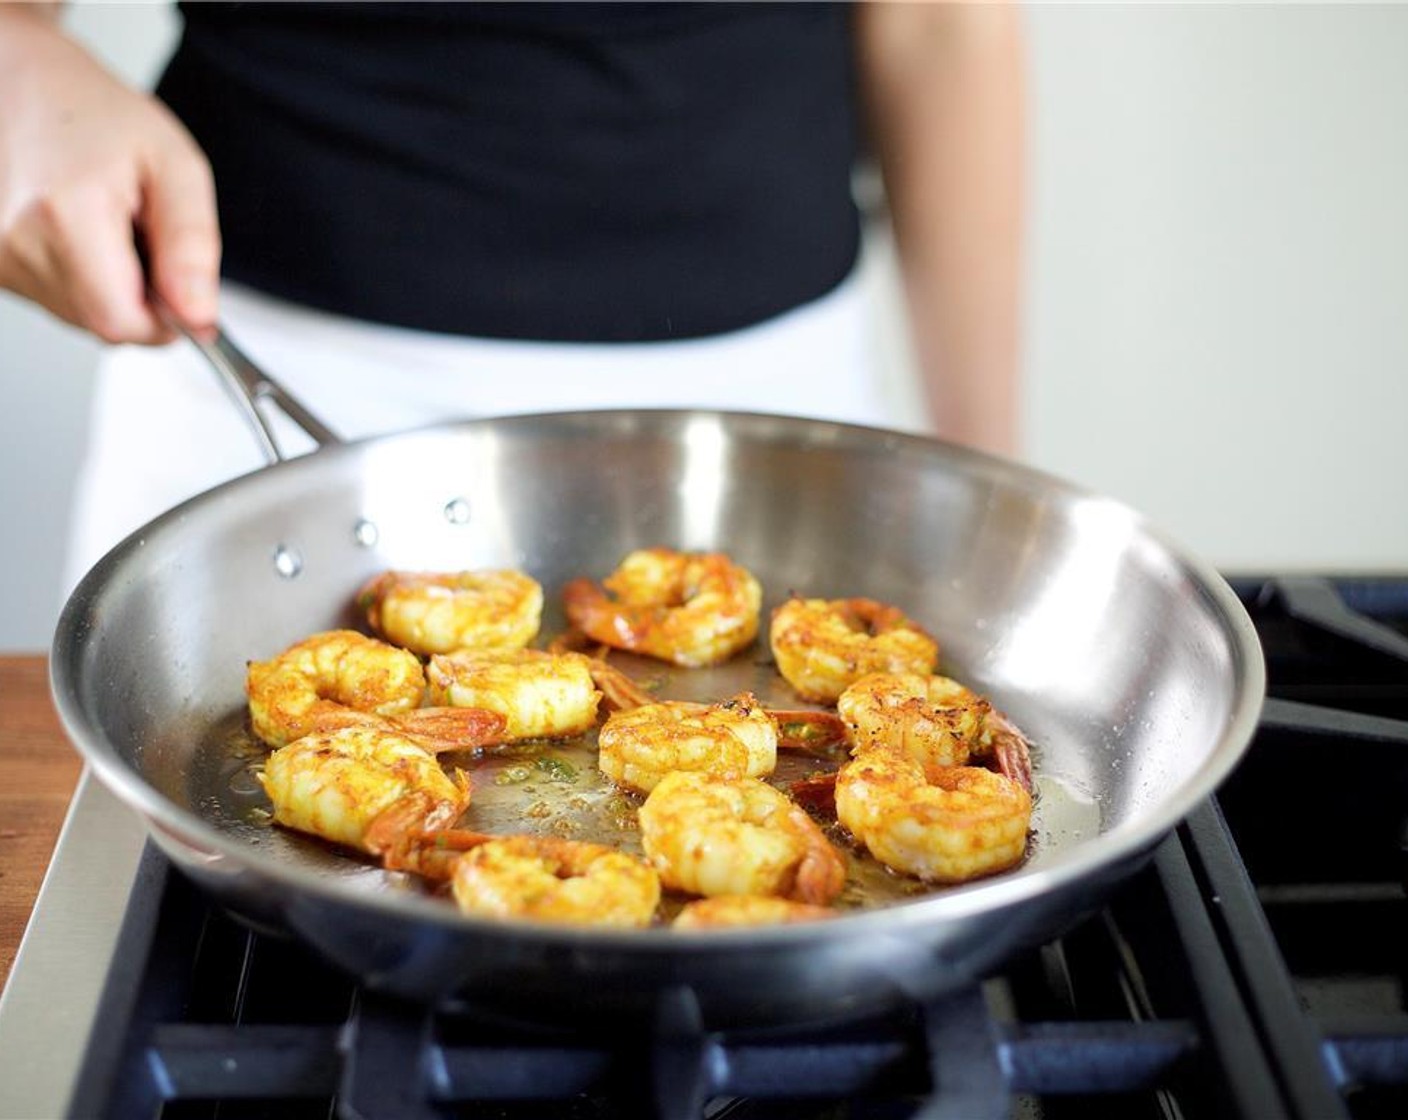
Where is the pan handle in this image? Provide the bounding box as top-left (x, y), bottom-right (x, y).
top-left (149, 289), bottom-right (341, 465)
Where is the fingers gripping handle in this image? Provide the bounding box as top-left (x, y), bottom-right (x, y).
top-left (147, 288), bottom-right (341, 465)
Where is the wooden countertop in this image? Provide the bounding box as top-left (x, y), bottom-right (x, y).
top-left (0, 655), bottom-right (83, 995)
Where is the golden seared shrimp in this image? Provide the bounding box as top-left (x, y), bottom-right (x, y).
top-left (673, 896), bottom-right (837, 929)
top-left (247, 630), bottom-right (423, 747)
top-left (424, 648), bottom-right (660, 743)
top-left (562, 548), bottom-right (762, 667)
top-left (834, 749), bottom-right (1032, 884)
top-left (447, 836), bottom-right (661, 928)
top-left (837, 673), bottom-right (991, 769)
top-left (358, 568), bottom-right (544, 655)
top-left (426, 649), bottom-right (602, 742)
top-left (841, 671), bottom-right (1035, 794)
top-left (597, 692), bottom-right (777, 795)
top-left (246, 630), bottom-right (505, 752)
top-left (639, 772), bottom-right (846, 905)
top-left (258, 725), bottom-right (472, 857)
top-left (769, 597), bottom-right (939, 704)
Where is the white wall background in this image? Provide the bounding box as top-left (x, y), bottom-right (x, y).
top-left (2, 3), bottom-right (1406, 650)
top-left (1022, 3), bottom-right (1408, 574)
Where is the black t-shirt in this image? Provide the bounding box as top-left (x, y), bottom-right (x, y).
top-left (158, 2), bottom-right (861, 342)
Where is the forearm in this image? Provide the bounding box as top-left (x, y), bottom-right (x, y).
top-left (857, 3), bottom-right (1026, 456)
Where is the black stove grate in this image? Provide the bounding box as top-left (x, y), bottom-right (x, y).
top-left (68, 577), bottom-right (1408, 1119)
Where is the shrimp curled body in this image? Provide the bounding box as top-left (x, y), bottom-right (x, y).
top-left (426, 649), bottom-right (602, 742)
top-left (838, 673), bottom-right (991, 769)
top-left (247, 630), bottom-right (426, 749)
top-left (562, 548), bottom-right (762, 667)
top-left (258, 725), bottom-right (472, 856)
top-left (834, 749), bottom-right (1032, 883)
top-left (597, 692), bottom-right (777, 795)
top-left (449, 836), bottom-right (660, 928)
top-left (769, 598), bottom-right (939, 704)
top-left (638, 771), bottom-right (846, 905)
top-left (359, 569), bottom-right (544, 655)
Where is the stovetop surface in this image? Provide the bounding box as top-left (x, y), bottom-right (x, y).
top-left (35, 578), bottom-right (1408, 1117)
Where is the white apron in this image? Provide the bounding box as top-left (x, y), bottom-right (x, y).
top-left (64, 272), bottom-right (895, 588)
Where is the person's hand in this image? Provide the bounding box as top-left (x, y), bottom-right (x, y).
top-left (0, 6), bottom-right (220, 342)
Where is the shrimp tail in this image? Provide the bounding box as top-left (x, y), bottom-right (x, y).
top-left (363, 779), bottom-right (475, 859)
top-left (545, 627), bottom-right (609, 659)
top-left (390, 707), bottom-right (508, 753)
top-left (787, 809), bottom-right (847, 905)
top-left (983, 711), bottom-right (1034, 794)
top-left (791, 850), bottom-right (846, 906)
top-left (589, 659), bottom-right (656, 712)
top-left (382, 823), bottom-right (497, 880)
top-left (987, 729), bottom-right (1034, 794)
top-left (562, 578), bottom-right (649, 649)
top-left (788, 771), bottom-right (839, 818)
top-left (771, 710), bottom-right (848, 756)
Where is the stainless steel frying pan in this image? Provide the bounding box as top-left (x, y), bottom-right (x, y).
top-left (50, 343), bottom-right (1264, 1029)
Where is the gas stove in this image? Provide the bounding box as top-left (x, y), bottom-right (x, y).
top-left (2, 576), bottom-right (1406, 1119)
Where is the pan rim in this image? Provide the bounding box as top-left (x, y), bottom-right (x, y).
top-left (50, 407), bottom-right (1267, 950)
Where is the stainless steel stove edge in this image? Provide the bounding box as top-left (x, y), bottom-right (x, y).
top-left (0, 771), bottom-right (147, 1120)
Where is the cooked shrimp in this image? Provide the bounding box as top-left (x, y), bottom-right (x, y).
top-left (258, 725), bottom-right (472, 857)
top-left (834, 749), bottom-right (1032, 883)
top-left (769, 597), bottom-right (939, 703)
top-left (446, 836), bottom-right (661, 928)
top-left (247, 630), bottom-right (422, 747)
top-left (673, 895), bottom-right (837, 929)
top-left (246, 630), bottom-right (505, 751)
top-left (837, 672), bottom-right (991, 769)
top-left (639, 771), bottom-right (845, 905)
top-left (358, 568), bottom-right (544, 655)
top-left (844, 673), bottom-right (1033, 794)
top-left (562, 548), bottom-right (762, 667)
top-left (426, 649), bottom-right (602, 741)
top-left (597, 691), bottom-right (778, 794)
top-left (424, 647), bottom-right (662, 745)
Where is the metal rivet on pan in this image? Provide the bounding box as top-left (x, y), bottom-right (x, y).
top-left (272, 545), bottom-right (303, 579)
top-left (444, 497), bottom-right (472, 525)
top-left (353, 519), bottom-right (380, 547)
